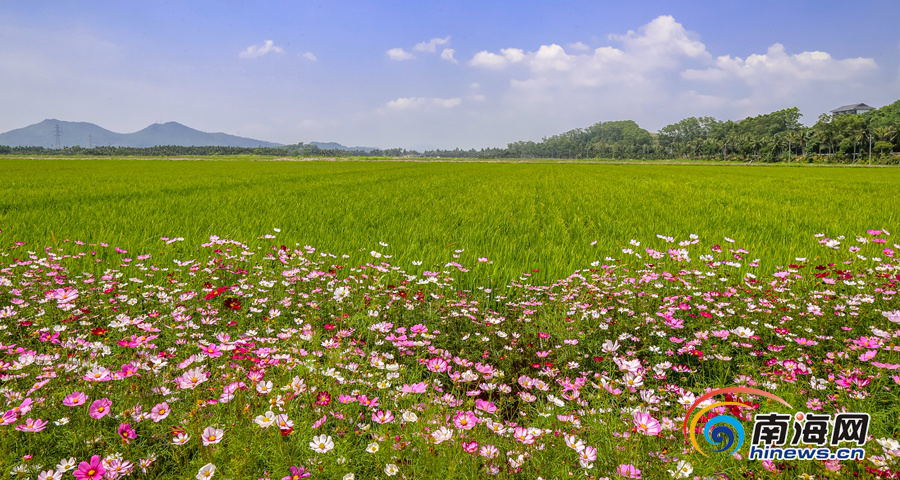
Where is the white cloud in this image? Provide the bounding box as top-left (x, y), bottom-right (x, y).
top-left (432, 97), bottom-right (462, 108)
top-left (440, 48), bottom-right (458, 64)
top-left (609, 15), bottom-right (709, 66)
top-left (682, 43), bottom-right (876, 85)
top-left (238, 40), bottom-right (285, 59)
top-left (469, 48), bottom-right (526, 68)
top-left (302, 52), bottom-right (317, 62)
top-left (568, 41), bottom-right (590, 52)
top-left (385, 97), bottom-right (428, 109)
top-left (385, 97), bottom-right (462, 110)
top-left (386, 47), bottom-right (414, 61)
top-left (414, 36), bottom-right (451, 53)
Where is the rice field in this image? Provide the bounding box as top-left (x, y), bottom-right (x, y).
top-left (1, 158), bottom-right (898, 283)
top-left (1, 157), bottom-right (900, 479)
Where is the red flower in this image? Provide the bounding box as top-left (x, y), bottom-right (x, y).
top-left (205, 286), bottom-right (229, 301)
top-left (224, 297), bottom-right (242, 311)
top-left (92, 328), bottom-right (108, 336)
top-left (315, 391), bottom-right (331, 407)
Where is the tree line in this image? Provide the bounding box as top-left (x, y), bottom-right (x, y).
top-left (3, 100), bottom-right (898, 163)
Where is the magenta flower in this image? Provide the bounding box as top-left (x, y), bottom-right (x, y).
top-left (201, 426), bottom-right (224, 445)
top-left (88, 398), bottom-right (112, 419)
top-left (453, 410), bottom-right (477, 430)
top-left (8, 397), bottom-right (33, 417)
top-left (633, 411), bottom-right (661, 436)
top-left (118, 423), bottom-right (137, 443)
top-left (149, 402), bottom-right (170, 422)
top-left (401, 382), bottom-right (426, 394)
top-left (15, 417), bottom-right (48, 432)
top-left (63, 392), bottom-right (88, 407)
top-left (475, 399), bottom-right (497, 414)
top-left (617, 464), bottom-right (642, 478)
top-left (371, 410), bottom-right (394, 424)
top-left (202, 344), bottom-right (223, 358)
top-left (74, 455), bottom-right (105, 480)
top-left (281, 466), bottom-right (311, 480)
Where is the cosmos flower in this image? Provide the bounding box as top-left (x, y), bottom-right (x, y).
top-left (201, 427), bottom-right (224, 446)
top-left (196, 463), bottom-right (215, 480)
top-left (63, 392), bottom-right (88, 407)
top-left (149, 402), bottom-right (170, 422)
top-left (88, 398), bottom-right (112, 419)
top-left (74, 455), bottom-right (105, 480)
top-left (309, 434), bottom-right (334, 453)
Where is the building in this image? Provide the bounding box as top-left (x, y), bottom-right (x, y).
top-left (830, 103), bottom-right (875, 117)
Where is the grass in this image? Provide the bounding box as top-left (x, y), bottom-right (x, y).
top-left (0, 157), bottom-right (897, 283)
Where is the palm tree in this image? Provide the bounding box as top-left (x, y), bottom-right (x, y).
top-left (874, 126), bottom-right (897, 144)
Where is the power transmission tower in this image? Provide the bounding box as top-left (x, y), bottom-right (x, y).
top-left (54, 124), bottom-right (61, 149)
top-left (89, 134), bottom-right (93, 148)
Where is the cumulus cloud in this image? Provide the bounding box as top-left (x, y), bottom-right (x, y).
top-left (385, 97), bottom-right (462, 110)
top-left (414, 36), bottom-right (451, 53)
top-left (432, 97), bottom-right (462, 108)
top-left (238, 40), bottom-right (285, 59)
top-left (302, 52), bottom-right (318, 62)
top-left (440, 48), bottom-right (458, 64)
top-left (567, 41), bottom-right (590, 52)
top-left (462, 14), bottom-right (879, 131)
top-left (682, 43), bottom-right (877, 84)
top-left (386, 47), bottom-right (414, 61)
top-left (469, 48), bottom-right (526, 68)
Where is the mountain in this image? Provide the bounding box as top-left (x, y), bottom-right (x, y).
top-left (308, 141), bottom-right (376, 152)
top-left (0, 119), bottom-right (282, 148)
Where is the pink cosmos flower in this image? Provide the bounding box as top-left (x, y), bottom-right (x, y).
top-left (149, 402), bottom-right (170, 422)
top-left (74, 455), bottom-right (105, 480)
top-left (63, 392), bottom-right (88, 407)
top-left (425, 358), bottom-right (449, 373)
top-left (617, 464), bottom-right (642, 478)
top-left (281, 466), bottom-right (311, 480)
top-left (371, 410), bottom-right (394, 424)
top-left (89, 398), bottom-right (112, 419)
top-left (118, 423), bottom-right (137, 443)
top-left (633, 411), bottom-right (662, 436)
top-left (8, 397), bottom-right (33, 417)
top-left (202, 344), bottom-right (223, 358)
top-left (15, 417), bottom-right (48, 432)
top-left (118, 363), bottom-right (137, 379)
top-left (513, 426), bottom-right (535, 444)
top-left (479, 444), bottom-right (499, 459)
top-left (401, 382), bottom-right (427, 394)
top-left (462, 441), bottom-right (479, 453)
top-left (202, 426), bottom-right (224, 445)
top-left (453, 410), bottom-right (477, 430)
top-left (475, 399), bottom-right (497, 414)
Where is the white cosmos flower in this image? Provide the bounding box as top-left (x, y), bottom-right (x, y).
top-left (255, 411), bottom-right (276, 429)
top-left (309, 434), bottom-right (334, 453)
top-left (56, 458), bottom-right (77, 472)
top-left (196, 463), bottom-right (215, 480)
top-left (668, 460), bottom-right (693, 478)
top-left (384, 464), bottom-right (399, 476)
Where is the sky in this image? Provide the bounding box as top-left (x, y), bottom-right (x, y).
top-left (1, 1), bottom-right (899, 150)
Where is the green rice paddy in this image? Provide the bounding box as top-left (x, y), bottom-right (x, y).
top-left (1, 157), bottom-right (898, 282)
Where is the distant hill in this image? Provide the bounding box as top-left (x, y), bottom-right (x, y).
top-left (308, 141), bottom-right (376, 152)
top-left (0, 119), bottom-right (282, 148)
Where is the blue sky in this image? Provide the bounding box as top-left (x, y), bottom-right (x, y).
top-left (1, 1), bottom-right (898, 149)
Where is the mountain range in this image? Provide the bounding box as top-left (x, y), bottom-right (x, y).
top-left (0, 119), bottom-right (375, 151)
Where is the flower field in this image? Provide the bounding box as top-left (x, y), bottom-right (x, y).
top-left (1, 228), bottom-right (899, 479)
top-left (1, 159), bottom-right (899, 479)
